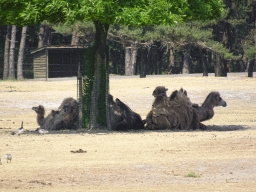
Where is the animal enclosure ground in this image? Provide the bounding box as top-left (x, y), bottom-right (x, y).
top-left (0, 73), bottom-right (255, 191)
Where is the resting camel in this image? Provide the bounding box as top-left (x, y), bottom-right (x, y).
top-left (32, 97), bottom-right (78, 130)
top-left (145, 87), bottom-right (204, 130)
top-left (115, 98), bottom-right (144, 130)
top-left (192, 91), bottom-right (227, 122)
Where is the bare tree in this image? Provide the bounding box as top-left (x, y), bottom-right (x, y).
top-left (17, 26), bottom-right (28, 80)
top-left (3, 25), bottom-right (11, 80)
top-left (9, 25), bottom-right (17, 79)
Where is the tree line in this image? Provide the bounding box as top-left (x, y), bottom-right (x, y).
top-left (1, 1), bottom-right (255, 80)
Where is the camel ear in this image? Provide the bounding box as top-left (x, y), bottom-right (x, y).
top-left (180, 88), bottom-right (183, 92)
top-left (115, 98), bottom-right (121, 105)
top-left (184, 90), bottom-right (187, 96)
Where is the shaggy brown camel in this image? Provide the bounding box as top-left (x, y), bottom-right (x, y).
top-left (32, 105), bottom-right (57, 130)
top-left (145, 87), bottom-right (205, 130)
top-left (145, 94), bottom-right (180, 130)
top-left (32, 97), bottom-right (78, 130)
top-left (193, 91), bottom-right (227, 122)
top-left (115, 98), bottom-right (144, 130)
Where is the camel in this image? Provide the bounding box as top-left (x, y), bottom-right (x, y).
top-left (108, 94), bottom-right (129, 131)
top-left (108, 94), bottom-right (144, 131)
top-left (145, 94), bottom-right (180, 130)
top-left (32, 105), bottom-right (56, 130)
top-left (115, 98), bottom-right (144, 130)
top-left (192, 91), bottom-right (227, 122)
top-left (32, 97), bottom-right (78, 130)
top-left (145, 87), bottom-right (205, 130)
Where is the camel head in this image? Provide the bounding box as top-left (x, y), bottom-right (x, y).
top-left (32, 105), bottom-right (45, 115)
top-left (152, 94), bottom-right (167, 109)
top-left (153, 86), bottom-right (168, 98)
top-left (208, 92), bottom-right (227, 107)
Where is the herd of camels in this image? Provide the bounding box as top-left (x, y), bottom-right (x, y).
top-left (32, 86), bottom-right (227, 131)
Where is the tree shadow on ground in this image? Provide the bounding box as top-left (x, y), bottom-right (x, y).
top-left (205, 125), bottom-right (252, 132)
top-left (11, 125), bottom-right (254, 136)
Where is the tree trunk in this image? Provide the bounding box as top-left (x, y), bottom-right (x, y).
top-left (89, 21), bottom-right (109, 130)
top-left (125, 42), bottom-right (137, 76)
top-left (38, 24), bottom-right (45, 48)
top-left (38, 24), bottom-right (51, 48)
top-left (17, 26), bottom-right (28, 80)
top-left (248, 59), bottom-right (254, 77)
top-left (3, 25), bottom-right (11, 80)
top-left (182, 45), bottom-right (191, 74)
top-left (9, 25), bottom-right (17, 80)
top-left (125, 47), bottom-right (132, 75)
top-left (214, 53), bottom-right (227, 77)
top-left (140, 48), bottom-right (147, 78)
top-left (199, 48), bottom-right (208, 76)
top-left (71, 29), bottom-right (79, 46)
top-left (168, 47), bottom-right (175, 74)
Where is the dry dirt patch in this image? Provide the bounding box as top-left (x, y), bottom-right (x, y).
top-left (0, 73), bottom-right (255, 191)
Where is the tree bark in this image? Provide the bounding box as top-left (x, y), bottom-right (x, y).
top-left (214, 53), bottom-right (227, 77)
top-left (125, 42), bottom-right (137, 76)
top-left (168, 47), bottom-right (175, 74)
top-left (38, 24), bottom-right (45, 48)
top-left (182, 45), bottom-right (191, 74)
top-left (248, 59), bottom-right (254, 77)
top-left (199, 48), bottom-right (208, 76)
top-left (71, 29), bottom-right (79, 46)
top-left (140, 48), bottom-right (147, 78)
top-left (3, 25), bottom-right (11, 80)
top-left (17, 26), bottom-right (28, 80)
top-left (89, 21), bottom-right (109, 130)
top-left (38, 24), bottom-right (51, 48)
top-left (9, 25), bottom-right (17, 80)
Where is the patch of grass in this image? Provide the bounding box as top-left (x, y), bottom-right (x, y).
top-left (185, 171), bottom-right (201, 178)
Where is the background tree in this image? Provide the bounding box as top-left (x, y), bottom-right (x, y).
top-left (17, 26), bottom-right (28, 80)
top-left (3, 25), bottom-right (11, 80)
top-left (8, 25), bottom-right (17, 79)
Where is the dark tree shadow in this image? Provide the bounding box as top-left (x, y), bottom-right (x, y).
top-left (204, 125), bottom-right (252, 132)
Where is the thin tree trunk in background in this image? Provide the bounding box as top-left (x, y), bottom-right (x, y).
top-left (3, 25), bottom-right (11, 80)
top-left (38, 24), bottom-right (51, 48)
top-left (71, 29), bottom-right (79, 46)
top-left (248, 60), bottom-right (254, 77)
top-left (9, 25), bottom-right (17, 79)
top-left (214, 53), bottom-right (227, 77)
top-left (125, 47), bottom-right (132, 75)
top-left (140, 48), bottom-right (147, 78)
top-left (199, 48), bottom-right (208, 76)
top-left (17, 26), bottom-right (28, 80)
top-left (182, 45), bottom-right (191, 74)
top-left (131, 46), bottom-right (137, 75)
top-left (38, 24), bottom-right (45, 48)
top-left (168, 47), bottom-right (175, 74)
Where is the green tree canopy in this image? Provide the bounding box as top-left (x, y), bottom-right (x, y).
top-left (0, 0), bottom-right (225, 129)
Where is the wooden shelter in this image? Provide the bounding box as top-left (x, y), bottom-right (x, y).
top-left (31, 46), bottom-right (85, 79)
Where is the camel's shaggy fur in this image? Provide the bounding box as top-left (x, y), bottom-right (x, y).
top-left (109, 94), bottom-right (144, 131)
top-left (32, 97), bottom-right (78, 130)
top-left (145, 87), bottom-right (206, 130)
top-left (115, 98), bottom-right (144, 130)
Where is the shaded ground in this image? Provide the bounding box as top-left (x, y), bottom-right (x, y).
top-left (0, 73), bottom-right (255, 191)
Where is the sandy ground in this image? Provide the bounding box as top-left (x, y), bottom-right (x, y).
top-left (0, 73), bottom-right (255, 191)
